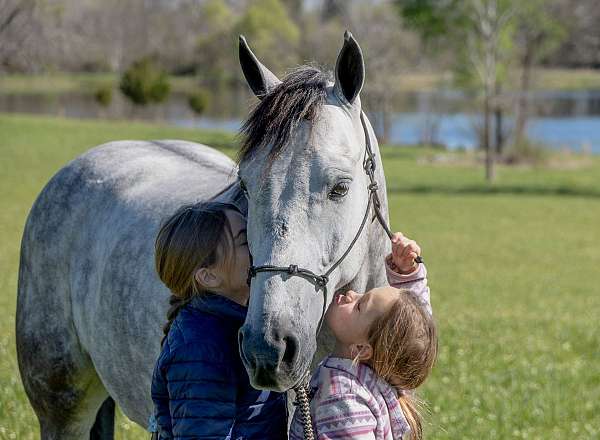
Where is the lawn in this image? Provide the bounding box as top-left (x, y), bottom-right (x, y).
top-left (1, 113), bottom-right (599, 439)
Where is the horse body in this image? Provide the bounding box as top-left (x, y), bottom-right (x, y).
top-left (17, 140), bottom-right (237, 437)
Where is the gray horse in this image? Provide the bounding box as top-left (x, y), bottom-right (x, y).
top-left (16, 31), bottom-right (390, 439)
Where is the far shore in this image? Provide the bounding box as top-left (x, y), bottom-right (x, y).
top-left (2, 68), bottom-right (600, 96)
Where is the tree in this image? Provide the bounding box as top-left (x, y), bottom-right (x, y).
top-left (398, 0), bottom-right (516, 182)
top-left (545, 0), bottom-right (600, 68)
top-left (512, 0), bottom-right (566, 148)
top-left (0, 0), bottom-right (40, 71)
top-left (346, 1), bottom-right (422, 144)
top-left (196, 0), bottom-right (238, 89)
top-left (321, 0), bottom-right (349, 22)
top-left (235, 0), bottom-right (300, 76)
top-left (464, 1), bottom-right (515, 180)
top-left (120, 57), bottom-right (170, 106)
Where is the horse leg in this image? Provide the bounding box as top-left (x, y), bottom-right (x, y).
top-left (90, 397), bottom-right (116, 440)
top-left (17, 269), bottom-right (113, 439)
top-left (19, 336), bottom-right (111, 440)
top-left (32, 366), bottom-right (111, 440)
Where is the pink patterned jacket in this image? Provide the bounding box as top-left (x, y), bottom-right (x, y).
top-left (289, 260), bottom-right (431, 440)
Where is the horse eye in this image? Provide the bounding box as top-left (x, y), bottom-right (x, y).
top-left (329, 181), bottom-right (350, 199)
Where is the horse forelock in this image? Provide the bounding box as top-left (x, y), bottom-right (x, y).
top-left (237, 64), bottom-right (333, 165)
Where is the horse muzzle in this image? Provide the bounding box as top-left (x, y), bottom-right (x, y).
top-left (238, 322), bottom-right (311, 392)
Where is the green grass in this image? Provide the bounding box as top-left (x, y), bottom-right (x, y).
top-left (1, 113), bottom-right (599, 439)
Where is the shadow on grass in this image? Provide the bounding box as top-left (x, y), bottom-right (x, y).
top-left (388, 184), bottom-right (600, 199)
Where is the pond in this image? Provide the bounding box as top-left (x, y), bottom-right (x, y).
top-left (1, 88), bottom-right (600, 153)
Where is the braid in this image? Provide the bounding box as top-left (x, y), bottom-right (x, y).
top-left (161, 294), bottom-right (193, 347)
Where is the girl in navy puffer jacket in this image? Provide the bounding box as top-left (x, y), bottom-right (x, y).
top-left (150, 201), bottom-right (288, 439)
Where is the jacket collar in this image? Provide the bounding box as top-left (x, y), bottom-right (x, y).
top-left (188, 293), bottom-right (247, 324)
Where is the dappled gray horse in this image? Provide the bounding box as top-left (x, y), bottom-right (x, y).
top-left (16, 32), bottom-right (390, 439)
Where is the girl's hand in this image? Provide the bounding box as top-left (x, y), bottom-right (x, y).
top-left (391, 232), bottom-right (421, 274)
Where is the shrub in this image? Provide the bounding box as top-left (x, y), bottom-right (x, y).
top-left (119, 58), bottom-right (170, 105)
top-left (503, 139), bottom-right (549, 165)
top-left (94, 84), bottom-right (113, 107)
top-left (188, 89), bottom-right (210, 115)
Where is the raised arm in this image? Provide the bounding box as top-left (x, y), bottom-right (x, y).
top-left (386, 232), bottom-right (432, 315)
top-left (386, 258), bottom-right (432, 315)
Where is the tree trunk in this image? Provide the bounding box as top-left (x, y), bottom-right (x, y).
top-left (381, 93), bottom-right (391, 145)
top-left (493, 80), bottom-right (504, 155)
top-left (484, 93), bottom-right (495, 182)
top-left (494, 105), bottom-right (503, 155)
top-left (515, 45), bottom-right (533, 147)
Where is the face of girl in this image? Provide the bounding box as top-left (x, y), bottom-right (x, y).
top-left (325, 287), bottom-right (400, 349)
top-left (222, 209), bottom-right (250, 301)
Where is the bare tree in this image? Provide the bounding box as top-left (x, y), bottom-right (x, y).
top-left (513, 0), bottom-right (566, 148)
top-left (321, 0), bottom-right (349, 22)
top-left (0, 0), bottom-right (40, 71)
top-left (327, 0), bottom-right (421, 144)
top-left (546, 0), bottom-right (600, 68)
top-left (466, 0), bottom-right (514, 181)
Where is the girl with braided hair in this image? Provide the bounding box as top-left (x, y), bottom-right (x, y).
top-left (150, 201), bottom-right (287, 439)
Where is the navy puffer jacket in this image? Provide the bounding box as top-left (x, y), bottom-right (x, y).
top-left (151, 293), bottom-right (288, 439)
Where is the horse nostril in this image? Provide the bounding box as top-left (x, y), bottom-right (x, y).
top-left (282, 335), bottom-right (299, 366)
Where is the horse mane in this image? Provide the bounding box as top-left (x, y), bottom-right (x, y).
top-left (237, 64), bottom-right (332, 165)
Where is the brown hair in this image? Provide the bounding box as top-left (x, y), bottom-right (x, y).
top-left (366, 291), bottom-right (438, 440)
top-left (154, 202), bottom-right (238, 345)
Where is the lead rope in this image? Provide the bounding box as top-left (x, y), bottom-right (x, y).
top-left (293, 373), bottom-right (315, 440)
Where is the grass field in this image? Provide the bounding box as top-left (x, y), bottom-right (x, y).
top-left (1, 113), bottom-right (599, 439)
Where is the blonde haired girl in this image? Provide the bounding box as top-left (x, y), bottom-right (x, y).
top-left (290, 233), bottom-right (437, 440)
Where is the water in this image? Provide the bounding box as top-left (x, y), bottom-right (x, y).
top-left (2, 89), bottom-right (600, 153)
top-left (375, 112), bottom-right (600, 153)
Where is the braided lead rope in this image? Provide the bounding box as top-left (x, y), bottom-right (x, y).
top-left (292, 373), bottom-right (314, 440)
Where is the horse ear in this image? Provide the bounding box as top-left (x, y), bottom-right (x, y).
top-left (239, 35), bottom-right (282, 100)
top-left (333, 30), bottom-right (365, 105)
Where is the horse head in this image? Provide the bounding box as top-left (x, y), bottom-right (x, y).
top-left (237, 32), bottom-right (390, 391)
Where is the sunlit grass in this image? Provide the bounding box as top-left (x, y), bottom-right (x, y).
top-left (1, 113), bottom-right (599, 438)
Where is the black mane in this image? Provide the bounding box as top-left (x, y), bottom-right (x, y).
top-left (237, 65), bottom-right (332, 164)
